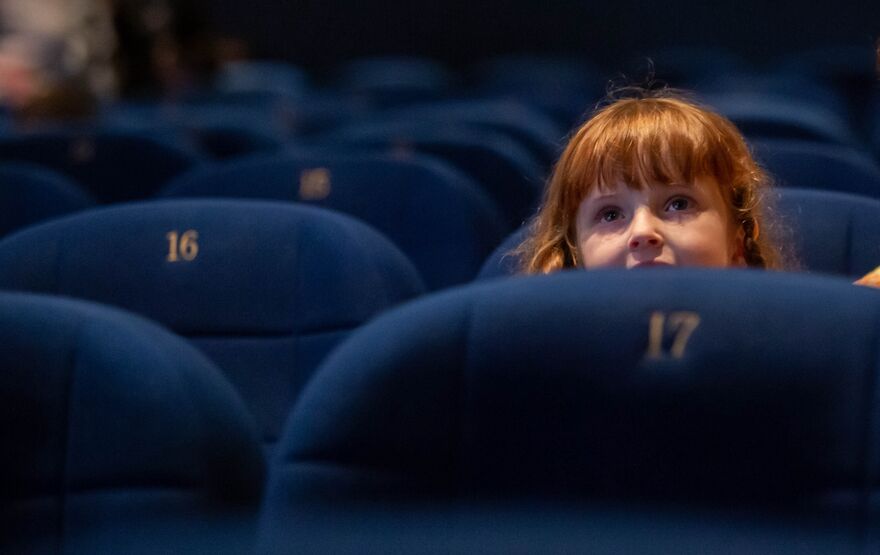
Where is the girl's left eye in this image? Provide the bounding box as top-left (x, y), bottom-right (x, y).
top-left (666, 197), bottom-right (692, 211)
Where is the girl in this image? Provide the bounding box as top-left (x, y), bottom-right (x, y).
top-left (516, 88), bottom-right (784, 273)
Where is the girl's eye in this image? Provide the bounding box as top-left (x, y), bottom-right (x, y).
top-left (666, 197), bottom-right (692, 211)
top-left (598, 207), bottom-right (622, 223)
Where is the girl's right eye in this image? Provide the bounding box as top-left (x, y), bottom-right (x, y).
top-left (597, 207), bottom-right (622, 223)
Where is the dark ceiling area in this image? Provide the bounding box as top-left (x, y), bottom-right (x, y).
top-left (197, 0), bottom-right (880, 72)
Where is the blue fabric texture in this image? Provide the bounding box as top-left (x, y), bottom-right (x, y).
top-left (703, 93), bottom-right (857, 146)
top-left (161, 151), bottom-right (507, 289)
top-left (0, 162), bottom-right (95, 238)
top-left (381, 99), bottom-right (565, 169)
top-left (0, 129), bottom-right (201, 203)
top-left (0, 199), bottom-right (425, 443)
top-left (752, 140), bottom-right (880, 198)
top-left (0, 292), bottom-right (265, 553)
top-left (774, 188), bottom-right (880, 277)
top-left (262, 270), bottom-right (880, 540)
top-left (316, 120), bottom-right (543, 229)
top-left (477, 226), bottom-right (528, 280)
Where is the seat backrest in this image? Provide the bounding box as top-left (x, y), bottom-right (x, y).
top-left (381, 99), bottom-right (565, 169)
top-left (476, 188), bottom-right (880, 280)
top-left (752, 139), bottom-right (880, 199)
top-left (0, 129), bottom-right (201, 203)
top-left (476, 226), bottom-right (528, 280)
top-left (102, 102), bottom-right (289, 160)
top-left (0, 162), bottom-right (95, 238)
top-left (161, 152), bottom-right (507, 289)
top-left (700, 71), bottom-right (850, 121)
top-left (772, 188), bottom-right (880, 277)
top-left (649, 46), bottom-right (748, 87)
top-left (260, 270), bottom-right (880, 545)
top-left (335, 56), bottom-right (453, 106)
top-left (317, 120), bottom-right (543, 228)
top-left (0, 200), bottom-right (424, 444)
top-left (215, 60), bottom-right (309, 97)
top-left (473, 55), bottom-right (605, 128)
top-left (774, 45), bottom-right (878, 114)
top-left (0, 292), bottom-right (265, 554)
top-left (703, 93), bottom-right (858, 146)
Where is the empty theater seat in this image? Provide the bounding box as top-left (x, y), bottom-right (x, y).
top-left (751, 140), bottom-right (880, 198)
top-left (476, 225), bottom-right (528, 280)
top-left (161, 152), bottom-right (507, 289)
top-left (0, 200), bottom-right (424, 445)
top-left (335, 56), bottom-right (454, 106)
top-left (0, 292), bottom-right (265, 554)
top-left (315, 120), bottom-right (544, 228)
top-left (472, 55), bottom-right (606, 128)
top-left (702, 93), bottom-right (858, 146)
top-left (774, 188), bottom-right (880, 277)
top-left (380, 99), bottom-right (565, 169)
top-left (0, 129), bottom-right (202, 203)
top-left (0, 162), bottom-right (95, 238)
top-left (259, 270), bottom-right (880, 552)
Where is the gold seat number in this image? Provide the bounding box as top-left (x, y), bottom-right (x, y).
top-left (646, 311), bottom-right (701, 359)
top-left (165, 230), bottom-right (199, 262)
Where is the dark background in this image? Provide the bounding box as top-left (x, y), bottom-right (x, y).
top-left (196, 0), bottom-right (879, 71)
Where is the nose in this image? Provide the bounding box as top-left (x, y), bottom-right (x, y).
top-left (628, 207), bottom-right (663, 250)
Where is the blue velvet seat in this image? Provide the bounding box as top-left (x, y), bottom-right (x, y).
top-left (336, 56), bottom-right (454, 106)
top-left (260, 270), bottom-right (880, 551)
top-left (752, 139), bottom-right (880, 198)
top-left (0, 292), bottom-right (265, 554)
top-left (648, 46), bottom-right (749, 89)
top-left (472, 55), bottom-right (606, 128)
top-left (161, 152), bottom-right (507, 289)
top-left (0, 200), bottom-right (424, 445)
top-left (315, 120), bottom-right (543, 228)
top-left (102, 102), bottom-right (289, 160)
top-left (774, 44), bottom-right (878, 118)
top-left (702, 93), bottom-right (858, 146)
top-left (476, 225), bottom-right (528, 280)
top-left (772, 188), bottom-right (880, 278)
top-left (215, 60), bottom-right (309, 97)
top-left (0, 162), bottom-right (95, 237)
top-left (0, 129), bottom-right (202, 203)
top-left (380, 99), bottom-right (565, 170)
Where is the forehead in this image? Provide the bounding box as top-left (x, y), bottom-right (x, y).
top-left (584, 176), bottom-right (720, 199)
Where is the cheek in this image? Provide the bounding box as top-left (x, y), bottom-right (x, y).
top-left (577, 233), bottom-right (626, 268)
top-left (674, 220), bottom-right (737, 265)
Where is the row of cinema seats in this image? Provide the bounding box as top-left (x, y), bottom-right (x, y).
top-left (3, 52), bottom-right (880, 551)
top-left (3, 135), bottom-right (880, 287)
top-left (2, 269), bottom-right (880, 553)
top-left (2, 94), bottom-right (880, 209)
top-left (0, 185), bottom-right (879, 446)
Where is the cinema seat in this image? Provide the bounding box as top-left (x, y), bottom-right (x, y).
top-left (260, 270), bottom-right (880, 551)
top-left (162, 152), bottom-right (507, 289)
top-left (0, 129), bottom-right (201, 203)
top-left (0, 292), bottom-right (265, 554)
top-left (0, 163), bottom-right (95, 237)
top-left (0, 200), bottom-right (424, 445)
top-left (316, 121), bottom-right (543, 228)
top-left (751, 140), bottom-right (880, 199)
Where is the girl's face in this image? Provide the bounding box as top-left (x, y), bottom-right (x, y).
top-left (575, 176), bottom-right (744, 269)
